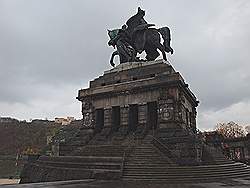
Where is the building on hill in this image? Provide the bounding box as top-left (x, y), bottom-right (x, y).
top-left (31, 119), bottom-right (52, 124)
top-left (0, 117), bottom-right (19, 123)
top-left (55, 117), bottom-right (75, 125)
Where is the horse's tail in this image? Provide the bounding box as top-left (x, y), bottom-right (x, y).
top-left (158, 27), bottom-right (174, 54)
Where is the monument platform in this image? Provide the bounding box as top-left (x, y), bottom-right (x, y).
top-left (19, 60), bottom-right (250, 184)
top-left (4, 178), bottom-right (250, 188)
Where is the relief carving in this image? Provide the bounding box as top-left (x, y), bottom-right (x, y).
top-left (82, 99), bottom-right (94, 128)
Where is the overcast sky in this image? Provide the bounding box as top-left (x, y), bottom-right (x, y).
top-left (0, 0), bottom-right (250, 130)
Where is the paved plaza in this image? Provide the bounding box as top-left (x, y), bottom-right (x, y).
top-left (2, 178), bottom-right (250, 188)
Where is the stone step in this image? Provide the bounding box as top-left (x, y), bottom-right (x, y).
top-left (76, 150), bottom-right (125, 153)
top-left (76, 153), bottom-right (125, 157)
top-left (126, 161), bottom-right (169, 164)
top-left (38, 156), bottom-right (123, 163)
top-left (124, 164), bottom-right (248, 169)
top-left (133, 148), bottom-right (155, 150)
top-left (126, 156), bottom-right (169, 159)
top-left (132, 150), bottom-right (155, 152)
top-left (128, 156), bottom-right (161, 159)
top-left (81, 147), bottom-right (124, 152)
top-left (124, 164), bottom-right (248, 171)
top-left (23, 163), bottom-right (121, 183)
top-left (78, 149), bottom-right (125, 151)
top-left (32, 164), bottom-right (123, 173)
top-left (123, 172), bottom-right (250, 178)
top-left (124, 166), bottom-right (249, 172)
top-left (74, 147), bottom-right (126, 156)
top-left (130, 152), bottom-right (157, 155)
top-left (125, 163), bottom-right (172, 166)
top-left (205, 160), bottom-right (234, 163)
top-left (206, 161), bottom-right (235, 165)
top-left (126, 160), bottom-right (165, 163)
top-left (134, 146), bottom-right (153, 148)
top-left (37, 161), bottom-right (122, 170)
top-left (127, 154), bottom-right (165, 157)
top-left (132, 151), bottom-right (156, 153)
top-left (124, 162), bottom-right (245, 168)
top-left (132, 148), bottom-right (155, 150)
top-left (128, 155), bottom-right (161, 158)
top-left (132, 149), bottom-right (156, 152)
top-left (122, 171), bottom-right (250, 182)
top-left (213, 161), bottom-right (235, 164)
top-left (79, 148), bottom-right (125, 151)
top-left (129, 152), bottom-right (160, 155)
top-left (122, 169), bottom-right (250, 178)
top-left (123, 167), bottom-right (250, 174)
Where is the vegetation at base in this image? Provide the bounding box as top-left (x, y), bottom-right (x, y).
top-left (0, 120), bottom-right (61, 155)
top-left (0, 160), bottom-right (18, 178)
top-left (0, 118), bottom-right (82, 178)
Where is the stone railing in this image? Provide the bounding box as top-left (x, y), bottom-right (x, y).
top-left (149, 135), bottom-right (176, 163)
top-left (121, 151), bottom-right (126, 176)
top-left (120, 132), bottom-right (138, 175)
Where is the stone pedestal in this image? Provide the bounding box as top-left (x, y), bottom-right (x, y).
top-left (77, 59), bottom-right (199, 136)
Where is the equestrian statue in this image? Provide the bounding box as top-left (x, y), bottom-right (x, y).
top-left (108, 7), bottom-right (174, 67)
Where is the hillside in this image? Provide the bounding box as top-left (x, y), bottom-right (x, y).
top-left (0, 119), bottom-right (82, 155)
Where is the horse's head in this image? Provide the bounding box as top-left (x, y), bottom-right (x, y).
top-left (107, 29), bottom-right (119, 40)
top-left (107, 29), bottom-right (119, 48)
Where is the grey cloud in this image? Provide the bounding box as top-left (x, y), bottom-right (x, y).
top-left (0, 0), bottom-right (250, 129)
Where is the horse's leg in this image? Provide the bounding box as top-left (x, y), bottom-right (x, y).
top-left (116, 41), bottom-right (132, 63)
top-left (157, 43), bottom-right (167, 61)
top-left (154, 33), bottom-right (167, 60)
top-left (146, 30), bottom-right (167, 61)
top-left (110, 50), bottom-right (118, 67)
top-left (151, 37), bottom-right (167, 60)
top-left (131, 49), bottom-right (137, 62)
top-left (145, 46), bottom-right (160, 61)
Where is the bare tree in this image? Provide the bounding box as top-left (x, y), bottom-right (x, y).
top-left (215, 121), bottom-right (246, 138)
top-left (245, 125), bottom-right (250, 135)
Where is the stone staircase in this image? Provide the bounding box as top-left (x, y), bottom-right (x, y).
top-left (122, 135), bottom-right (250, 182)
top-left (59, 126), bottom-right (138, 155)
top-left (37, 155), bottom-right (122, 170)
top-left (20, 144), bottom-right (127, 184)
top-left (58, 127), bottom-right (94, 156)
top-left (88, 128), bottom-right (112, 145)
top-left (73, 144), bottom-right (126, 157)
top-left (122, 135), bottom-right (175, 179)
top-left (122, 162), bottom-right (250, 182)
top-left (21, 129), bottom-right (250, 184)
top-left (202, 144), bottom-right (235, 165)
top-left (20, 155), bottom-right (123, 184)
top-left (156, 127), bottom-right (200, 165)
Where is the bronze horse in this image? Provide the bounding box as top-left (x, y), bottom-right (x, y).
top-left (108, 7), bottom-right (173, 66)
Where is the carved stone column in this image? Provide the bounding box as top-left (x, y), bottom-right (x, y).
top-left (158, 89), bottom-right (176, 129)
top-left (82, 99), bottom-right (94, 128)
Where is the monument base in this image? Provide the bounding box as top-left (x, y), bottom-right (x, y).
top-left (20, 60), bottom-right (250, 183)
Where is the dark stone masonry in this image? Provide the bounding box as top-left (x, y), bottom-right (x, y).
top-left (76, 60), bottom-right (199, 163)
top-left (19, 60), bottom-right (250, 184)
